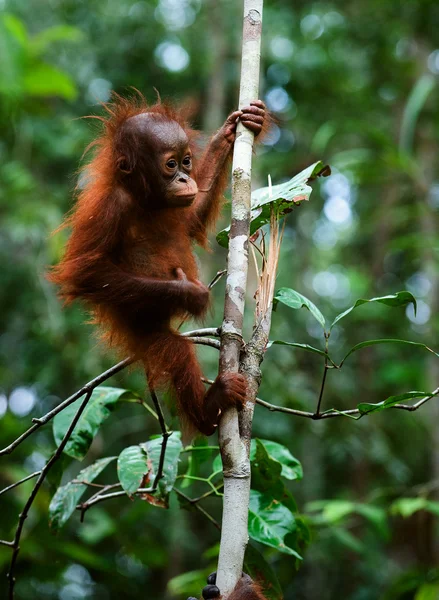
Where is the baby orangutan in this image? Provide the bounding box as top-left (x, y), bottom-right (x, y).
top-left (50, 93), bottom-right (266, 440)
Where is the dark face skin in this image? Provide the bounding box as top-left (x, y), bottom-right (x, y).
top-left (117, 114), bottom-right (198, 207)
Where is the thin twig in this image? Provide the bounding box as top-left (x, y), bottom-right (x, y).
top-left (78, 486), bottom-right (155, 514)
top-left (316, 333), bottom-right (331, 415)
top-left (188, 337), bottom-right (221, 349)
top-left (0, 471), bottom-right (41, 497)
top-left (256, 387), bottom-right (439, 419)
top-left (174, 488), bottom-right (220, 530)
top-left (191, 484), bottom-right (224, 503)
top-left (208, 270), bottom-right (227, 290)
top-left (72, 480), bottom-right (109, 489)
top-left (148, 384), bottom-right (171, 489)
top-left (182, 328), bottom-right (221, 338)
top-left (0, 358), bottom-right (133, 456)
top-left (316, 355), bottom-right (329, 415)
top-left (0, 328), bottom-right (219, 458)
top-left (7, 389), bottom-right (94, 599)
top-left (79, 483), bottom-right (123, 521)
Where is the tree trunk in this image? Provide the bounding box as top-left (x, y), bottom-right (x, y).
top-left (216, 1), bottom-right (264, 597)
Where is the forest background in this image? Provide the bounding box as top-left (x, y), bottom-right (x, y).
top-left (1, 0), bottom-right (439, 599)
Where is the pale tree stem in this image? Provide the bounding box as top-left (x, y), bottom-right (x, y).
top-left (217, 1), bottom-right (264, 596)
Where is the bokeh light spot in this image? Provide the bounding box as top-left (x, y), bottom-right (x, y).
top-left (406, 300), bottom-right (430, 325)
top-left (155, 41), bottom-right (190, 72)
top-left (9, 387), bottom-right (36, 417)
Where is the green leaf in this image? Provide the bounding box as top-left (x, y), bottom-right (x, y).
top-left (321, 500), bottom-right (355, 523)
top-left (400, 74), bottom-right (435, 155)
top-left (167, 569), bottom-right (209, 597)
top-left (30, 25), bottom-right (84, 56)
top-left (250, 440), bottom-right (298, 514)
top-left (248, 490), bottom-right (302, 559)
top-left (391, 497), bottom-right (428, 518)
top-left (183, 440), bottom-right (219, 488)
top-left (49, 456), bottom-right (116, 531)
top-left (212, 453), bottom-right (222, 474)
top-left (331, 527), bottom-right (365, 554)
top-left (268, 340), bottom-right (328, 359)
top-left (244, 543), bottom-right (284, 600)
top-left (251, 439), bottom-right (303, 481)
top-left (53, 387), bottom-right (137, 460)
top-left (330, 291), bottom-right (417, 330)
top-left (390, 497), bottom-right (428, 518)
top-left (23, 63), bottom-right (78, 100)
top-left (216, 161), bottom-right (330, 247)
top-left (355, 504), bottom-right (389, 539)
top-left (117, 445), bottom-right (148, 497)
top-left (273, 288), bottom-right (326, 330)
top-left (425, 501), bottom-right (439, 517)
top-left (142, 432), bottom-right (182, 504)
top-left (357, 391), bottom-right (429, 415)
top-left (2, 13), bottom-right (27, 46)
top-left (340, 338), bottom-right (439, 366)
top-left (415, 582), bottom-right (439, 600)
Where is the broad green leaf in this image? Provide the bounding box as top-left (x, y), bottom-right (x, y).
top-left (142, 432), bottom-right (182, 504)
top-left (390, 497), bottom-right (428, 518)
top-left (274, 288), bottom-right (326, 330)
top-left (321, 500), bottom-right (355, 523)
top-left (268, 340), bottom-right (328, 360)
top-left (248, 490), bottom-right (302, 559)
top-left (216, 162), bottom-right (330, 247)
top-left (330, 291), bottom-right (416, 330)
top-left (2, 13), bottom-right (27, 46)
top-left (250, 440), bottom-right (297, 513)
top-left (357, 391), bottom-right (429, 415)
top-left (251, 439), bottom-right (303, 481)
top-left (53, 387), bottom-right (137, 460)
top-left (340, 338), bottom-right (439, 366)
top-left (415, 582), bottom-right (439, 600)
top-left (30, 25), bottom-right (83, 56)
top-left (49, 456), bottom-right (116, 531)
top-left (23, 63), bottom-right (78, 100)
top-left (244, 543), bottom-right (283, 600)
top-left (251, 439), bottom-right (282, 490)
top-left (425, 501), bottom-right (439, 517)
top-left (355, 504), bottom-right (389, 539)
top-left (117, 445), bottom-right (148, 497)
top-left (332, 527), bottom-right (365, 554)
top-left (307, 500), bottom-right (388, 539)
top-left (167, 569), bottom-right (209, 597)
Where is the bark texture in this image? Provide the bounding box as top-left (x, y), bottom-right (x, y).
top-left (216, 1), bottom-right (264, 597)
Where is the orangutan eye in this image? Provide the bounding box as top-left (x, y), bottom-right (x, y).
top-left (166, 159), bottom-right (177, 169)
top-left (182, 156), bottom-right (192, 167)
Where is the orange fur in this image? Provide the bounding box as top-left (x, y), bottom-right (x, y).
top-left (49, 93), bottom-right (261, 440)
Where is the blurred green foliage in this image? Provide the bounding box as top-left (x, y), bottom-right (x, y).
top-left (1, 0), bottom-right (439, 599)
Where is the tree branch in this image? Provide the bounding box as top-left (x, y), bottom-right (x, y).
top-left (7, 389), bottom-right (94, 599)
top-left (255, 386), bottom-right (439, 419)
top-left (0, 358), bottom-right (133, 456)
top-left (0, 328), bottom-right (219, 457)
top-left (0, 471), bottom-right (41, 497)
top-left (174, 488), bottom-right (220, 530)
top-left (216, 1), bottom-right (264, 595)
